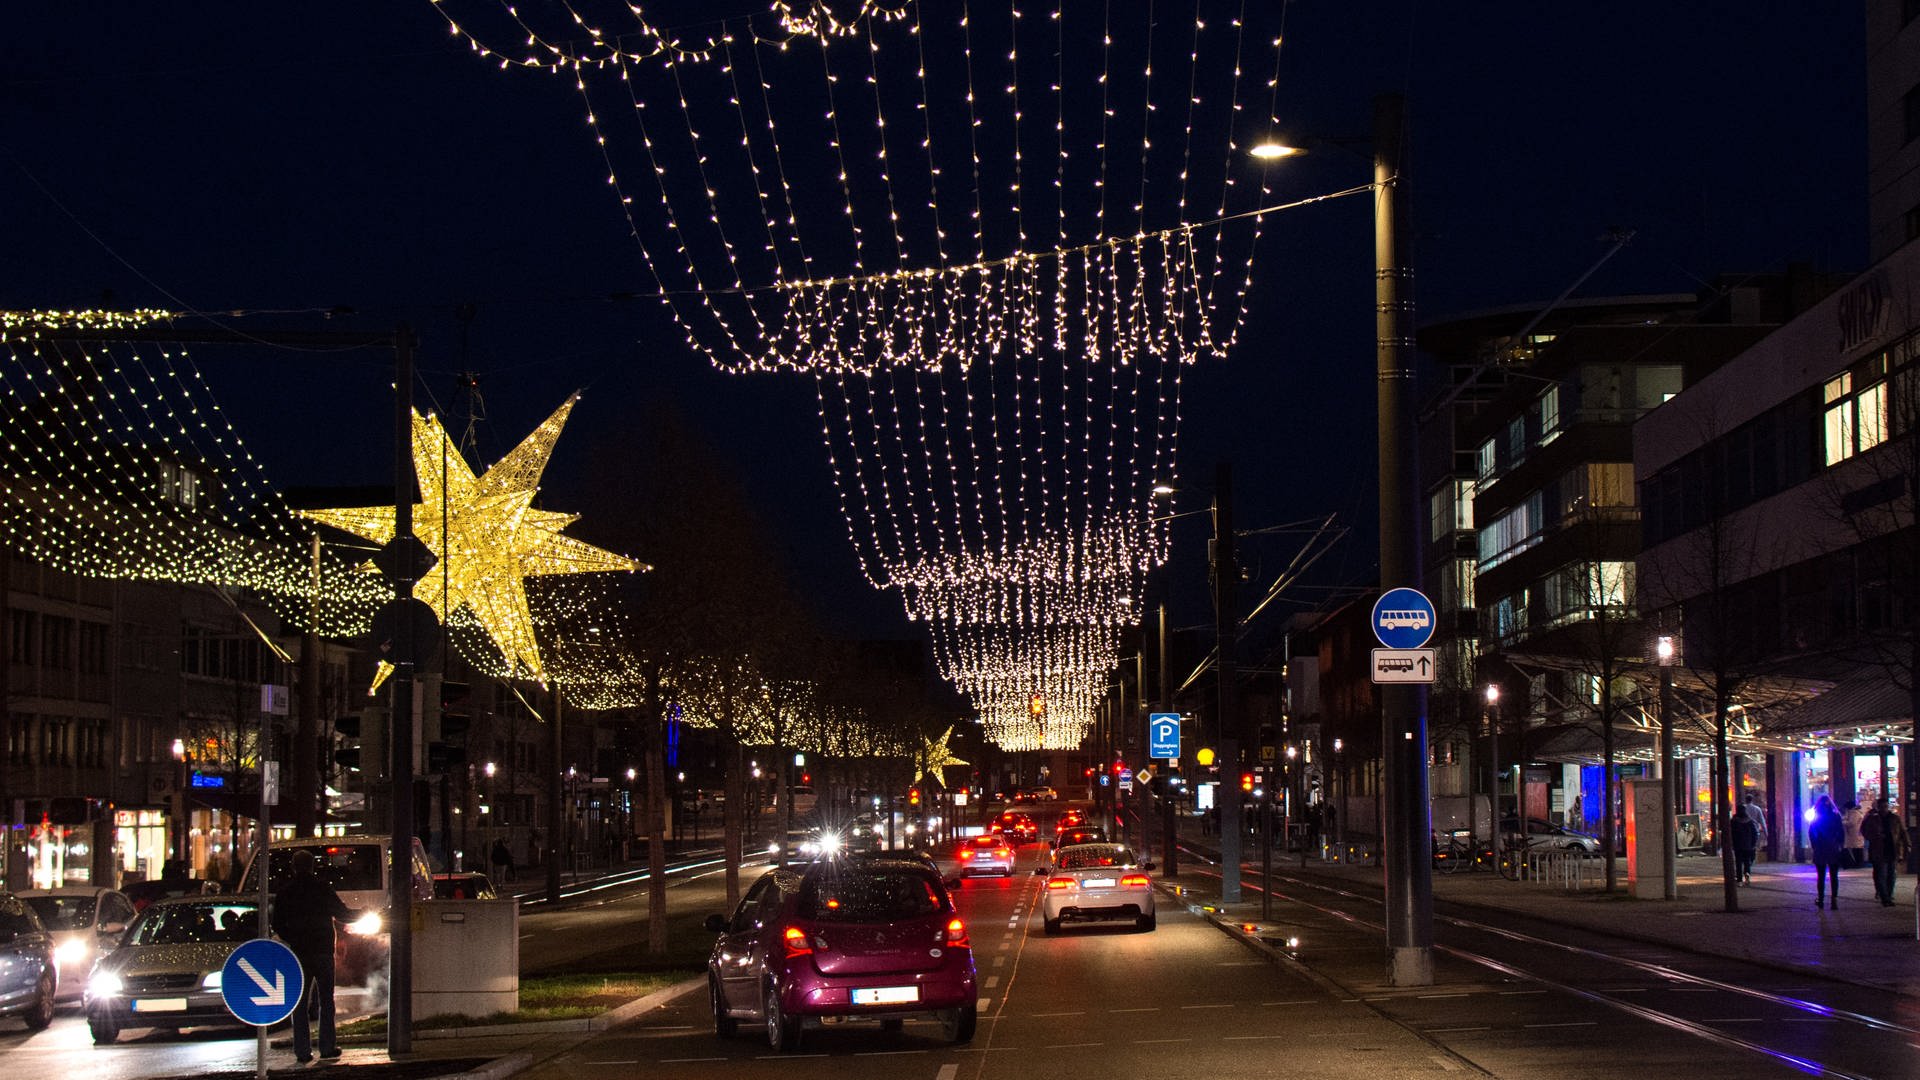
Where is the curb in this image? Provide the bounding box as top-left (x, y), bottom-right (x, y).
top-left (402, 973), bottom-right (708, 1042)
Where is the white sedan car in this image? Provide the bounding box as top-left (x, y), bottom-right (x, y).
top-left (1040, 843), bottom-right (1155, 933)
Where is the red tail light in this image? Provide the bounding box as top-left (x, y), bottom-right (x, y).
top-left (782, 926), bottom-right (812, 958)
top-left (1046, 877), bottom-right (1072, 890)
top-left (959, 849), bottom-right (974, 859)
top-left (1121, 873), bottom-right (1151, 887)
top-left (945, 917), bottom-right (970, 949)
top-left (995, 848), bottom-right (1011, 859)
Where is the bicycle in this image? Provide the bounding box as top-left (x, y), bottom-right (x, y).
top-left (1432, 832), bottom-right (1494, 874)
top-left (1496, 835), bottom-right (1528, 880)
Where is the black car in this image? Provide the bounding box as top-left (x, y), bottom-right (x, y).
top-left (0, 893), bottom-right (57, 1032)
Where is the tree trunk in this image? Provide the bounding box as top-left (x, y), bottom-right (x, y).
top-left (724, 742), bottom-right (744, 908)
top-left (645, 700), bottom-right (669, 955)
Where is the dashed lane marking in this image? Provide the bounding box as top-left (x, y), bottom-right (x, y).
top-left (1043, 1042), bottom-right (1103, 1049)
top-left (1109, 1007), bottom-right (1159, 1013)
top-left (937, 1065), bottom-right (958, 1080)
top-left (977, 997), bottom-right (991, 1010)
top-left (1031, 1011), bottom-right (1084, 1017)
top-left (984, 975), bottom-right (1001, 988)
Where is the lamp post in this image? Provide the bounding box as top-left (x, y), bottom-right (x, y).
top-left (1485, 684), bottom-right (1500, 851)
top-left (1265, 94), bottom-right (1431, 980)
top-left (1656, 635), bottom-right (1678, 900)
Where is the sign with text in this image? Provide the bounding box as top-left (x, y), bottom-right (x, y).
top-left (1148, 713), bottom-right (1181, 759)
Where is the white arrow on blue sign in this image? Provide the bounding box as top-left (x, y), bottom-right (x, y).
top-left (221, 937), bottom-right (304, 1027)
top-left (1371, 587), bottom-right (1437, 650)
top-left (1148, 713), bottom-right (1181, 760)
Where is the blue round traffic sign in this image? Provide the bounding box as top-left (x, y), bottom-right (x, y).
top-left (1371, 588), bottom-right (1436, 649)
top-left (221, 938), bottom-right (304, 1027)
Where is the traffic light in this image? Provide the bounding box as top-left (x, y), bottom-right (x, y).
top-left (334, 747), bottom-right (362, 771)
top-left (1240, 772), bottom-right (1255, 793)
top-left (909, 787), bottom-right (922, 807)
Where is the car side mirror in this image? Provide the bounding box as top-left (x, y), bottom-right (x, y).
top-left (704, 913), bottom-right (729, 934)
top-left (1140, 862), bottom-right (1157, 872)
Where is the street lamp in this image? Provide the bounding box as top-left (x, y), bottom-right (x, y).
top-left (1276, 94), bottom-right (1428, 983)
top-left (1656, 634), bottom-right (1679, 900)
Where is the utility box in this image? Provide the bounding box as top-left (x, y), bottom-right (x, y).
top-left (412, 899), bottom-right (518, 1019)
top-left (1623, 779), bottom-right (1666, 900)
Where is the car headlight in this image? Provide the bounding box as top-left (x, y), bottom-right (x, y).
top-left (347, 911), bottom-right (384, 936)
top-left (54, 937), bottom-right (91, 968)
top-left (818, 833), bottom-right (842, 855)
top-left (201, 969), bottom-right (223, 990)
top-left (767, 842), bottom-right (781, 855)
top-left (88, 971), bottom-right (124, 998)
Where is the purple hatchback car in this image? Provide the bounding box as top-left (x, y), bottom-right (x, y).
top-left (706, 858), bottom-right (978, 1051)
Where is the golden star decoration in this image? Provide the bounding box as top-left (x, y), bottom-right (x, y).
top-left (914, 725), bottom-right (968, 787)
top-left (300, 394), bottom-right (643, 682)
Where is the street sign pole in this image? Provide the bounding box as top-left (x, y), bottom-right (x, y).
top-left (258, 708), bottom-right (275, 1080)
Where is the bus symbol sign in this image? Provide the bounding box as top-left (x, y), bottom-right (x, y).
top-left (1371, 588), bottom-right (1437, 650)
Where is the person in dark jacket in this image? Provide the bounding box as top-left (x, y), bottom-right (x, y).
top-left (1729, 803), bottom-right (1760, 885)
top-left (269, 849), bottom-right (360, 1063)
top-left (1808, 795), bottom-right (1845, 911)
top-left (1862, 796), bottom-right (1912, 906)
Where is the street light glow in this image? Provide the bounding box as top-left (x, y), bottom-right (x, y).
top-left (1249, 140), bottom-right (1304, 160)
top-left (1485, 684), bottom-right (1500, 703)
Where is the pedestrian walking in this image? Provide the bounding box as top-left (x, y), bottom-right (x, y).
top-left (1808, 795), bottom-right (1845, 910)
top-left (1842, 801), bottom-right (1867, 869)
top-left (490, 837), bottom-right (514, 884)
top-left (270, 849), bottom-right (363, 1063)
top-left (1730, 802), bottom-right (1760, 885)
top-left (1862, 796), bottom-right (1912, 906)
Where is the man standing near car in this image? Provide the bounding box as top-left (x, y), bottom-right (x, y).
top-left (271, 849), bottom-right (360, 1063)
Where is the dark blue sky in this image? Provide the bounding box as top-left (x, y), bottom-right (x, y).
top-left (1, 2), bottom-right (1867, 643)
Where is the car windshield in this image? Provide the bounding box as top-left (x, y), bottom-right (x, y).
top-left (1058, 844), bottom-right (1135, 871)
top-left (255, 844), bottom-right (383, 893)
top-left (0, 904), bottom-right (37, 941)
top-left (22, 895), bottom-right (96, 932)
top-left (798, 869), bottom-right (943, 922)
top-left (130, 902), bottom-right (260, 945)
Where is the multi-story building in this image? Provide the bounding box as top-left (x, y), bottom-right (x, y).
top-left (1868, 0), bottom-right (1920, 263)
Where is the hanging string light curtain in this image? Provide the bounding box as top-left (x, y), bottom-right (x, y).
top-left (435, 0), bottom-right (1303, 748)
top-left (0, 311), bottom-right (390, 634)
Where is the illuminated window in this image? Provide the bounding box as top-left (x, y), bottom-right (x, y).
top-left (1824, 370), bottom-right (1890, 466)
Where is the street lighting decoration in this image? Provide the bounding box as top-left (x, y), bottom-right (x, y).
top-left (436, 2), bottom-right (1338, 748)
top-left (300, 395), bottom-right (644, 683)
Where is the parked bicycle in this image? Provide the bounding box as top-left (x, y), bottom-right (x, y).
top-left (1431, 831), bottom-right (1495, 874)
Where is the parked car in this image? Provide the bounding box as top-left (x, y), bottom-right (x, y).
top-left (1040, 843), bottom-right (1156, 934)
top-left (19, 887), bottom-right (136, 1002)
top-left (705, 858), bottom-right (977, 1051)
top-left (1501, 817), bottom-right (1603, 854)
top-left (432, 872), bottom-right (498, 899)
top-left (0, 893), bottom-right (57, 1032)
top-left (83, 896), bottom-right (261, 1044)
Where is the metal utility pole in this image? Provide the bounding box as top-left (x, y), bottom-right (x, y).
top-left (1374, 93), bottom-right (1434, 986)
top-left (1213, 461), bottom-right (1242, 905)
top-left (1159, 603), bottom-right (1177, 878)
top-left (389, 326), bottom-right (417, 1055)
top-left (547, 689), bottom-right (564, 904)
top-left (1658, 636), bottom-right (1678, 900)
top-left (294, 533), bottom-right (321, 838)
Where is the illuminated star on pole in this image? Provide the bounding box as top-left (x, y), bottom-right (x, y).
top-left (300, 394), bottom-right (644, 682)
top-left (914, 725), bottom-right (969, 787)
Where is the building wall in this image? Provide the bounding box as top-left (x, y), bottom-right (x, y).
top-left (1866, 0), bottom-right (1920, 261)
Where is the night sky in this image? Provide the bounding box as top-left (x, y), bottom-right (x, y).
top-left (0, 2), bottom-right (1868, 649)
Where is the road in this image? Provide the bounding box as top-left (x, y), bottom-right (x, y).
top-left (6, 806), bottom-right (1919, 1079)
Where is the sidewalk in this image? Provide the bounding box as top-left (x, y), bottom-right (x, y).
top-left (1149, 817), bottom-right (1920, 999)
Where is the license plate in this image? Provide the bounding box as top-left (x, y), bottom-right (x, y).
top-left (132, 997), bottom-right (188, 1013)
top-left (852, 986), bottom-right (919, 1005)
top-left (1083, 877), bottom-right (1116, 888)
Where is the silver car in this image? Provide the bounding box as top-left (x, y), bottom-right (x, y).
top-left (84, 897), bottom-right (261, 1044)
top-left (19, 887), bottom-right (136, 1003)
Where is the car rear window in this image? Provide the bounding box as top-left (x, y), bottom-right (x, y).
top-left (1058, 844), bottom-right (1135, 870)
top-left (258, 844), bottom-right (384, 893)
top-left (23, 895), bottom-right (95, 932)
top-left (798, 869), bottom-right (944, 922)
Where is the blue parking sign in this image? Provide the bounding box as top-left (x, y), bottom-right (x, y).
top-left (221, 938), bottom-right (303, 1027)
top-left (1148, 713), bottom-right (1181, 760)
top-left (1372, 588), bottom-right (1436, 650)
